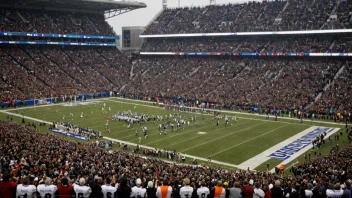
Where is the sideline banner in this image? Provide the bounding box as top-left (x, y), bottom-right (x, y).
top-left (50, 129), bottom-right (90, 141)
top-left (0, 32), bottom-right (120, 40)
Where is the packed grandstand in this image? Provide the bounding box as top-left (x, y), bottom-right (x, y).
top-left (0, 0), bottom-right (352, 198)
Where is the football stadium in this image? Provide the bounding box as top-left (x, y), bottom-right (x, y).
top-left (0, 0), bottom-right (352, 197)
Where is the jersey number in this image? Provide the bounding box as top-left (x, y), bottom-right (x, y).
top-left (201, 193), bottom-right (206, 198)
top-left (23, 194), bottom-right (27, 198)
top-left (45, 193), bottom-right (51, 198)
top-left (107, 192), bottom-right (112, 198)
top-left (78, 193), bottom-right (84, 198)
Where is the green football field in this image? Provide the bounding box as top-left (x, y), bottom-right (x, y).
top-left (0, 97), bottom-right (349, 172)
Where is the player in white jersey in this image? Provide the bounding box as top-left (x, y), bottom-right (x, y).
top-left (197, 181), bottom-right (210, 198)
top-left (180, 178), bottom-right (194, 198)
top-left (102, 178), bottom-right (117, 198)
top-left (16, 177), bottom-right (37, 198)
top-left (74, 178), bottom-right (92, 198)
top-left (37, 178), bottom-right (58, 198)
top-left (131, 178), bottom-right (146, 198)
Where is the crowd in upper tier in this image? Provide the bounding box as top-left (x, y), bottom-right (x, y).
top-left (0, 120), bottom-right (351, 198)
top-left (144, 0), bottom-right (351, 35)
top-left (0, 8), bottom-right (115, 36)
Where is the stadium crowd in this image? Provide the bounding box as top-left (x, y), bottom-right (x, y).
top-left (0, 46), bottom-right (129, 103)
top-left (0, 8), bottom-right (115, 36)
top-left (0, 120), bottom-right (351, 197)
top-left (125, 57), bottom-right (344, 112)
top-left (143, 0), bottom-right (352, 35)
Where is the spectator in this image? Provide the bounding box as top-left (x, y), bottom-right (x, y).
top-left (229, 182), bottom-right (242, 198)
top-left (254, 182), bottom-right (265, 198)
top-left (271, 181), bottom-right (284, 198)
top-left (156, 179), bottom-right (172, 198)
top-left (57, 177), bottom-right (75, 197)
top-left (0, 173), bottom-right (17, 198)
top-left (147, 180), bottom-right (157, 198)
top-left (117, 177), bottom-right (131, 198)
top-left (211, 180), bottom-right (226, 198)
top-left (242, 180), bottom-right (254, 198)
top-left (74, 178), bottom-right (92, 198)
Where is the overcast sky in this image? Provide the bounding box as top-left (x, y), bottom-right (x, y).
top-left (107, 0), bottom-right (259, 36)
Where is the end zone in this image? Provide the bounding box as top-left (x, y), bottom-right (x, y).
top-left (238, 126), bottom-right (340, 170)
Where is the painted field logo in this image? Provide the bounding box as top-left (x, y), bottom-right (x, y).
top-left (197, 132), bottom-right (207, 135)
top-left (268, 127), bottom-right (335, 160)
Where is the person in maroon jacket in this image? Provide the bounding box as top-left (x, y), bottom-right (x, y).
top-left (57, 177), bottom-right (75, 198)
top-left (242, 180), bottom-right (254, 198)
top-left (0, 173), bottom-right (17, 198)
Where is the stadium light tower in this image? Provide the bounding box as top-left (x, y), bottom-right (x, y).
top-left (210, 0), bottom-right (216, 5)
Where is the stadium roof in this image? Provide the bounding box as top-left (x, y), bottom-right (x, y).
top-left (0, 0), bottom-right (147, 18)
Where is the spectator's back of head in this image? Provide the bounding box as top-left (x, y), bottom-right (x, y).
top-left (275, 180), bottom-right (280, 187)
top-left (307, 183), bottom-right (313, 190)
top-left (346, 182), bottom-right (351, 189)
top-left (217, 180), bottom-right (222, 187)
top-left (255, 182), bottom-right (261, 189)
top-left (106, 177), bottom-right (111, 185)
top-left (136, 178), bottom-right (142, 186)
top-left (234, 182), bottom-right (240, 188)
top-left (334, 184), bottom-right (341, 190)
top-left (22, 177), bottom-right (30, 185)
top-left (61, 177), bottom-right (69, 186)
top-left (2, 173), bottom-right (10, 182)
top-left (148, 181), bottom-right (154, 188)
top-left (184, 178), bottom-right (190, 185)
top-left (45, 177), bottom-right (52, 185)
top-left (163, 179), bottom-right (169, 186)
top-left (79, 178), bottom-right (86, 186)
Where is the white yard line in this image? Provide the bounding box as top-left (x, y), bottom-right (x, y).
top-left (208, 125), bottom-right (289, 158)
top-left (181, 122), bottom-right (267, 153)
